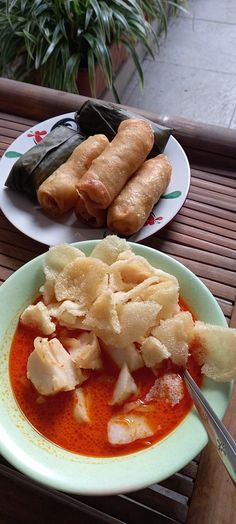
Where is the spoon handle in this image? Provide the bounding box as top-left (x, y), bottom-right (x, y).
top-left (184, 370), bottom-right (236, 486)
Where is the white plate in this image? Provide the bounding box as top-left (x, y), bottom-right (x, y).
top-left (0, 112), bottom-right (190, 246)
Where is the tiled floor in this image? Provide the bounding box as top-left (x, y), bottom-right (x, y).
top-left (121, 0), bottom-right (236, 128)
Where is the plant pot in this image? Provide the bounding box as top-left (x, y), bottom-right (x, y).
top-left (76, 43), bottom-right (128, 98)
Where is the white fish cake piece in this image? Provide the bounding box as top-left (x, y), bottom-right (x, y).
top-left (48, 300), bottom-right (87, 329)
top-left (59, 316), bottom-right (86, 330)
top-left (83, 289), bottom-right (120, 334)
top-left (43, 243), bottom-right (85, 280)
top-left (109, 255), bottom-right (156, 292)
top-left (27, 337), bottom-right (79, 395)
top-left (90, 235), bottom-right (131, 265)
top-left (73, 387), bottom-right (90, 423)
top-left (140, 336), bottom-right (171, 367)
top-left (40, 278), bottom-right (55, 306)
top-left (137, 280), bottom-right (180, 320)
top-left (40, 245), bottom-right (85, 304)
top-left (20, 301), bottom-right (55, 335)
top-left (48, 300), bottom-right (87, 318)
top-left (54, 257), bottom-right (109, 305)
top-left (108, 413), bottom-right (154, 445)
top-left (97, 301), bottom-right (161, 348)
top-left (117, 250), bottom-right (134, 261)
top-left (113, 276), bottom-right (161, 304)
top-left (145, 373), bottom-right (184, 406)
top-left (103, 342), bottom-right (144, 371)
top-left (152, 268), bottom-right (179, 285)
top-left (193, 321), bottom-right (236, 381)
top-left (64, 332), bottom-right (102, 370)
top-left (115, 256), bottom-right (155, 283)
top-left (152, 311), bottom-right (194, 366)
top-left (110, 363), bottom-right (138, 406)
top-left (116, 300), bottom-right (161, 346)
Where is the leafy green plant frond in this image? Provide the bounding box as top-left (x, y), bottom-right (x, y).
top-left (122, 37), bottom-right (144, 91)
top-left (0, 0), bottom-right (187, 97)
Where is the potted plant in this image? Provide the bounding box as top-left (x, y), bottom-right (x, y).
top-left (0, 0), bottom-right (186, 102)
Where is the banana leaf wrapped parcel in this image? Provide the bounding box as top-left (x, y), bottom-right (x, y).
top-left (5, 126), bottom-right (86, 200)
top-left (75, 100), bottom-right (172, 157)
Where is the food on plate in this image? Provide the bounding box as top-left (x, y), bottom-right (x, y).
top-left (75, 196), bottom-right (107, 228)
top-left (20, 301), bottom-right (56, 335)
top-left (37, 134), bottom-right (109, 218)
top-left (192, 322), bottom-right (236, 382)
top-left (103, 342), bottom-right (144, 372)
top-left (40, 242), bottom-right (85, 305)
top-left (75, 119), bottom-right (154, 226)
top-left (107, 154), bottom-right (172, 236)
top-left (140, 337), bottom-right (171, 368)
top-left (76, 99), bottom-right (172, 157)
top-left (10, 236), bottom-right (235, 457)
top-left (27, 336), bottom-right (82, 396)
top-left (90, 235), bottom-right (132, 265)
top-left (73, 388), bottom-right (90, 423)
top-left (5, 100), bottom-right (174, 235)
top-left (54, 256), bottom-right (109, 305)
top-left (107, 414), bottom-right (154, 446)
top-left (5, 126), bottom-right (86, 200)
top-left (63, 331), bottom-right (103, 370)
top-left (110, 362), bottom-right (138, 406)
top-left (145, 373), bottom-right (184, 406)
top-left (151, 311), bottom-right (194, 367)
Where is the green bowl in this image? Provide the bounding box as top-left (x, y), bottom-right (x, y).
top-left (0, 241), bottom-right (231, 495)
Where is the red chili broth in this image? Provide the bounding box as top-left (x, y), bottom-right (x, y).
top-left (9, 297), bottom-right (202, 458)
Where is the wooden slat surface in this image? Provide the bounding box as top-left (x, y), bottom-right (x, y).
top-left (186, 385), bottom-right (236, 524)
top-left (0, 85), bottom-right (236, 524)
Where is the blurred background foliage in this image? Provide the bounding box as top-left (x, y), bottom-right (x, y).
top-left (0, 0), bottom-right (187, 100)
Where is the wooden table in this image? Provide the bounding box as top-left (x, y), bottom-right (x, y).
top-left (0, 78), bottom-right (235, 524)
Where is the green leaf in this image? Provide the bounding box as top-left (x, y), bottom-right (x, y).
top-left (23, 28), bottom-right (37, 44)
top-left (93, 36), bottom-right (113, 87)
top-left (111, 83), bottom-right (120, 104)
top-left (35, 38), bottom-right (45, 69)
top-left (112, 10), bottom-right (133, 33)
top-left (154, 0), bottom-right (168, 33)
top-left (5, 151), bottom-right (22, 158)
top-left (85, 8), bottom-right (93, 30)
top-left (34, 3), bottom-right (48, 17)
top-left (99, 2), bottom-right (113, 42)
top-left (111, 0), bottom-right (139, 15)
top-left (87, 48), bottom-right (96, 97)
top-left (0, 0), bottom-right (186, 97)
top-left (58, 19), bottom-right (68, 39)
top-left (41, 25), bottom-right (63, 65)
top-left (65, 52), bottom-right (81, 83)
top-left (90, 0), bottom-right (106, 36)
top-left (7, 0), bottom-right (19, 13)
top-left (161, 191), bottom-right (182, 199)
top-left (121, 38), bottom-right (144, 89)
top-left (20, 0), bottom-right (29, 11)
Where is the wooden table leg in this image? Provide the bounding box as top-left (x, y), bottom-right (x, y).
top-left (187, 383), bottom-right (236, 523)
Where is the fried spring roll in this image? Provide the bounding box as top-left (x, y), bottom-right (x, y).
top-left (107, 154), bottom-right (172, 236)
top-left (74, 193), bottom-right (107, 228)
top-left (37, 134), bottom-right (109, 218)
top-left (75, 119), bottom-right (154, 223)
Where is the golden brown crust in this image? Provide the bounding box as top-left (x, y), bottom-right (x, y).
top-left (76, 119), bottom-right (154, 211)
top-left (74, 191), bottom-right (107, 228)
top-left (37, 134), bottom-right (109, 218)
top-left (107, 154), bottom-right (172, 236)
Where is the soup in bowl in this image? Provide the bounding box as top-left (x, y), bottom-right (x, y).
top-left (0, 237), bottom-right (232, 495)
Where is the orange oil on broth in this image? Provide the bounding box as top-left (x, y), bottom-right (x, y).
top-left (9, 299), bottom-right (202, 457)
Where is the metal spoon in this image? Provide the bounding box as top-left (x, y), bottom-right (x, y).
top-left (183, 369), bottom-right (236, 486)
